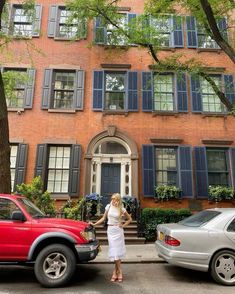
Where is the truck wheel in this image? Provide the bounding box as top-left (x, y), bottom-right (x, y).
top-left (210, 250), bottom-right (235, 286)
top-left (34, 244), bottom-right (76, 288)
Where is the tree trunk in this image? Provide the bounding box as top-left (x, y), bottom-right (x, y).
top-left (0, 71), bottom-right (11, 193)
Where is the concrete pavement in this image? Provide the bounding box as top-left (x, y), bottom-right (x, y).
top-left (90, 243), bottom-right (164, 264)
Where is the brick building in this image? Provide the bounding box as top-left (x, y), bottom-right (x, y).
top-left (2, 0), bottom-right (235, 210)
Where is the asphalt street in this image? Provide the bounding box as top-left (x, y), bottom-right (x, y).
top-left (0, 263), bottom-right (234, 294)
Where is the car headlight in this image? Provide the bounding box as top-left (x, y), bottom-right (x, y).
top-left (80, 227), bottom-right (96, 242)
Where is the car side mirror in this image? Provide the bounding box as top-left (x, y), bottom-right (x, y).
top-left (11, 211), bottom-right (26, 222)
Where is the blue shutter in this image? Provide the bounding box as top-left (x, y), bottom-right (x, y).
top-left (142, 72), bottom-right (153, 111)
top-left (48, 5), bottom-right (58, 38)
top-left (14, 144), bottom-right (28, 190)
top-left (218, 17), bottom-right (228, 41)
top-left (127, 71), bottom-right (138, 111)
top-left (32, 4), bottom-right (42, 37)
top-left (186, 16), bottom-right (198, 48)
top-left (224, 75), bottom-right (235, 105)
top-left (142, 145), bottom-right (155, 197)
top-left (74, 70), bottom-right (85, 110)
top-left (194, 147), bottom-right (208, 198)
top-left (173, 16), bottom-right (183, 47)
top-left (177, 73), bottom-right (188, 112)
top-left (230, 148), bottom-right (235, 188)
top-left (41, 69), bottom-right (52, 109)
top-left (93, 70), bottom-right (103, 110)
top-left (191, 75), bottom-right (202, 112)
top-left (69, 145), bottom-right (81, 197)
top-left (179, 146), bottom-right (193, 198)
top-left (35, 144), bottom-right (47, 184)
top-left (24, 68), bottom-right (36, 109)
top-left (94, 17), bottom-right (106, 44)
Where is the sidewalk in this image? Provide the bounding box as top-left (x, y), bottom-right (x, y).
top-left (90, 243), bottom-right (164, 264)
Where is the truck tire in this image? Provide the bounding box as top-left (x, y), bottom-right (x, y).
top-left (34, 244), bottom-right (76, 288)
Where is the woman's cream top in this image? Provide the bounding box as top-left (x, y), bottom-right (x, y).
top-left (105, 204), bottom-right (126, 225)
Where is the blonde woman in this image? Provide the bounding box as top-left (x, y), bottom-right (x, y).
top-left (90, 193), bottom-right (132, 282)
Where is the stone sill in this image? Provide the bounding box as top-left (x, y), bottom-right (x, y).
top-left (102, 110), bottom-right (129, 116)
top-left (152, 111), bottom-right (179, 117)
top-left (48, 109), bottom-right (76, 113)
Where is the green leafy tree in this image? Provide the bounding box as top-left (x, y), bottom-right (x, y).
top-left (16, 176), bottom-right (56, 216)
top-left (67, 0), bottom-right (235, 111)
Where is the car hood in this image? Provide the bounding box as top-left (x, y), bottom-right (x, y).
top-left (33, 218), bottom-right (88, 230)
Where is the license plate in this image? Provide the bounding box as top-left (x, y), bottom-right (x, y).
top-left (159, 231), bottom-right (164, 241)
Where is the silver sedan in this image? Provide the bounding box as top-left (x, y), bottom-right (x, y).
top-left (155, 208), bottom-right (235, 286)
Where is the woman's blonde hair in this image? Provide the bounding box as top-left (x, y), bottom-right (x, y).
top-left (111, 193), bottom-right (122, 220)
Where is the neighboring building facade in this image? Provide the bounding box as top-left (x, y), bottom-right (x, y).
top-left (2, 0), bottom-right (235, 210)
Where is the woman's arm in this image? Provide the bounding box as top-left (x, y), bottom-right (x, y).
top-left (121, 211), bottom-right (132, 228)
top-left (89, 210), bottom-right (108, 227)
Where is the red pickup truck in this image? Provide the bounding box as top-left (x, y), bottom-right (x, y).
top-left (0, 194), bottom-right (99, 287)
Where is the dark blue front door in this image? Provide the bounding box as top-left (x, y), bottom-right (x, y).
top-left (101, 163), bottom-right (121, 211)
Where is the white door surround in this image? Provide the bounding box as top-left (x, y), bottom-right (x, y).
top-left (84, 126), bottom-right (139, 199)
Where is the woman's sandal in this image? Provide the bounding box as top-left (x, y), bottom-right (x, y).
top-left (117, 274), bottom-right (123, 282)
top-left (110, 275), bottom-right (117, 282)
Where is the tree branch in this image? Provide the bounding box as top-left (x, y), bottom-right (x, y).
top-left (199, 0), bottom-right (235, 64)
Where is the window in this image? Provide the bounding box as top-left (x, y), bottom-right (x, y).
top-left (186, 16), bottom-right (227, 49)
top-left (207, 149), bottom-right (229, 186)
top-left (10, 144), bottom-right (28, 192)
top-left (151, 16), bottom-right (171, 47)
top-left (0, 198), bottom-right (21, 221)
top-left (2, 67), bottom-right (36, 110)
top-left (105, 72), bottom-right (126, 110)
top-left (4, 68), bottom-right (27, 108)
top-left (53, 71), bottom-right (75, 109)
top-left (197, 23), bottom-right (218, 49)
top-left (179, 210), bottom-right (221, 227)
top-left (95, 141), bottom-right (128, 154)
top-left (57, 8), bottom-right (77, 39)
top-left (47, 146), bottom-right (71, 193)
top-left (142, 72), bottom-right (188, 112)
top-left (10, 145), bottom-right (18, 191)
top-left (155, 147), bottom-right (177, 186)
top-left (42, 69), bottom-right (84, 111)
top-left (227, 218), bottom-right (235, 232)
top-left (48, 6), bottom-right (86, 40)
top-left (12, 6), bottom-right (33, 37)
top-left (106, 14), bottom-right (128, 46)
top-left (3, 4), bottom-right (42, 38)
top-left (201, 76), bottom-right (224, 113)
top-left (93, 70), bottom-right (138, 112)
top-left (94, 13), bottom-right (137, 46)
top-left (153, 73), bottom-right (174, 111)
top-left (142, 145), bottom-right (193, 197)
top-left (35, 144), bottom-right (81, 196)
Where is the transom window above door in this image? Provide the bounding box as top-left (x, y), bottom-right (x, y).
top-left (105, 72), bottom-right (126, 110)
top-left (94, 141), bottom-right (128, 154)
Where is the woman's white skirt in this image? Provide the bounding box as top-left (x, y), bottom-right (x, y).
top-left (107, 226), bottom-right (126, 261)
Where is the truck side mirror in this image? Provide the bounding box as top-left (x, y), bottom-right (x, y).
top-left (11, 211), bottom-right (26, 222)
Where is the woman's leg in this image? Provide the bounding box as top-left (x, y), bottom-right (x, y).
top-left (116, 259), bottom-right (123, 281)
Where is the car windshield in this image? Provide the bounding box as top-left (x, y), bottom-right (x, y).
top-left (18, 198), bottom-right (46, 219)
top-left (178, 210), bottom-right (221, 227)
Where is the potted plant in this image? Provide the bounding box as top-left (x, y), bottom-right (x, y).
top-left (208, 185), bottom-right (235, 203)
top-left (122, 196), bottom-right (139, 217)
top-left (85, 193), bottom-right (102, 218)
top-left (155, 185), bottom-right (181, 202)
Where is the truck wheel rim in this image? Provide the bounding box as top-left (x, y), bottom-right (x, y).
top-left (43, 252), bottom-right (67, 279)
top-left (215, 253), bottom-right (235, 283)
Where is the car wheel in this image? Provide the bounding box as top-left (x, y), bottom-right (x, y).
top-left (34, 244), bottom-right (76, 288)
top-left (211, 250), bottom-right (235, 286)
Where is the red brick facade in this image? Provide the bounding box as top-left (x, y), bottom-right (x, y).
top-left (4, 0), bottom-right (235, 211)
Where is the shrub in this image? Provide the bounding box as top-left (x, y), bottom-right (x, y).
top-left (155, 185), bottom-right (181, 201)
top-left (60, 198), bottom-right (86, 220)
top-left (208, 186), bottom-right (235, 202)
top-left (141, 208), bottom-right (192, 241)
top-left (16, 176), bottom-right (56, 216)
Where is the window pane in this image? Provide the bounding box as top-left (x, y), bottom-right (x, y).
top-left (47, 146), bottom-right (70, 193)
top-left (105, 73), bottom-right (125, 91)
top-left (154, 74), bottom-right (174, 111)
top-left (155, 147), bottom-right (177, 186)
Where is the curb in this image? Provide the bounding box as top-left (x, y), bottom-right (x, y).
top-left (89, 259), bottom-right (165, 264)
